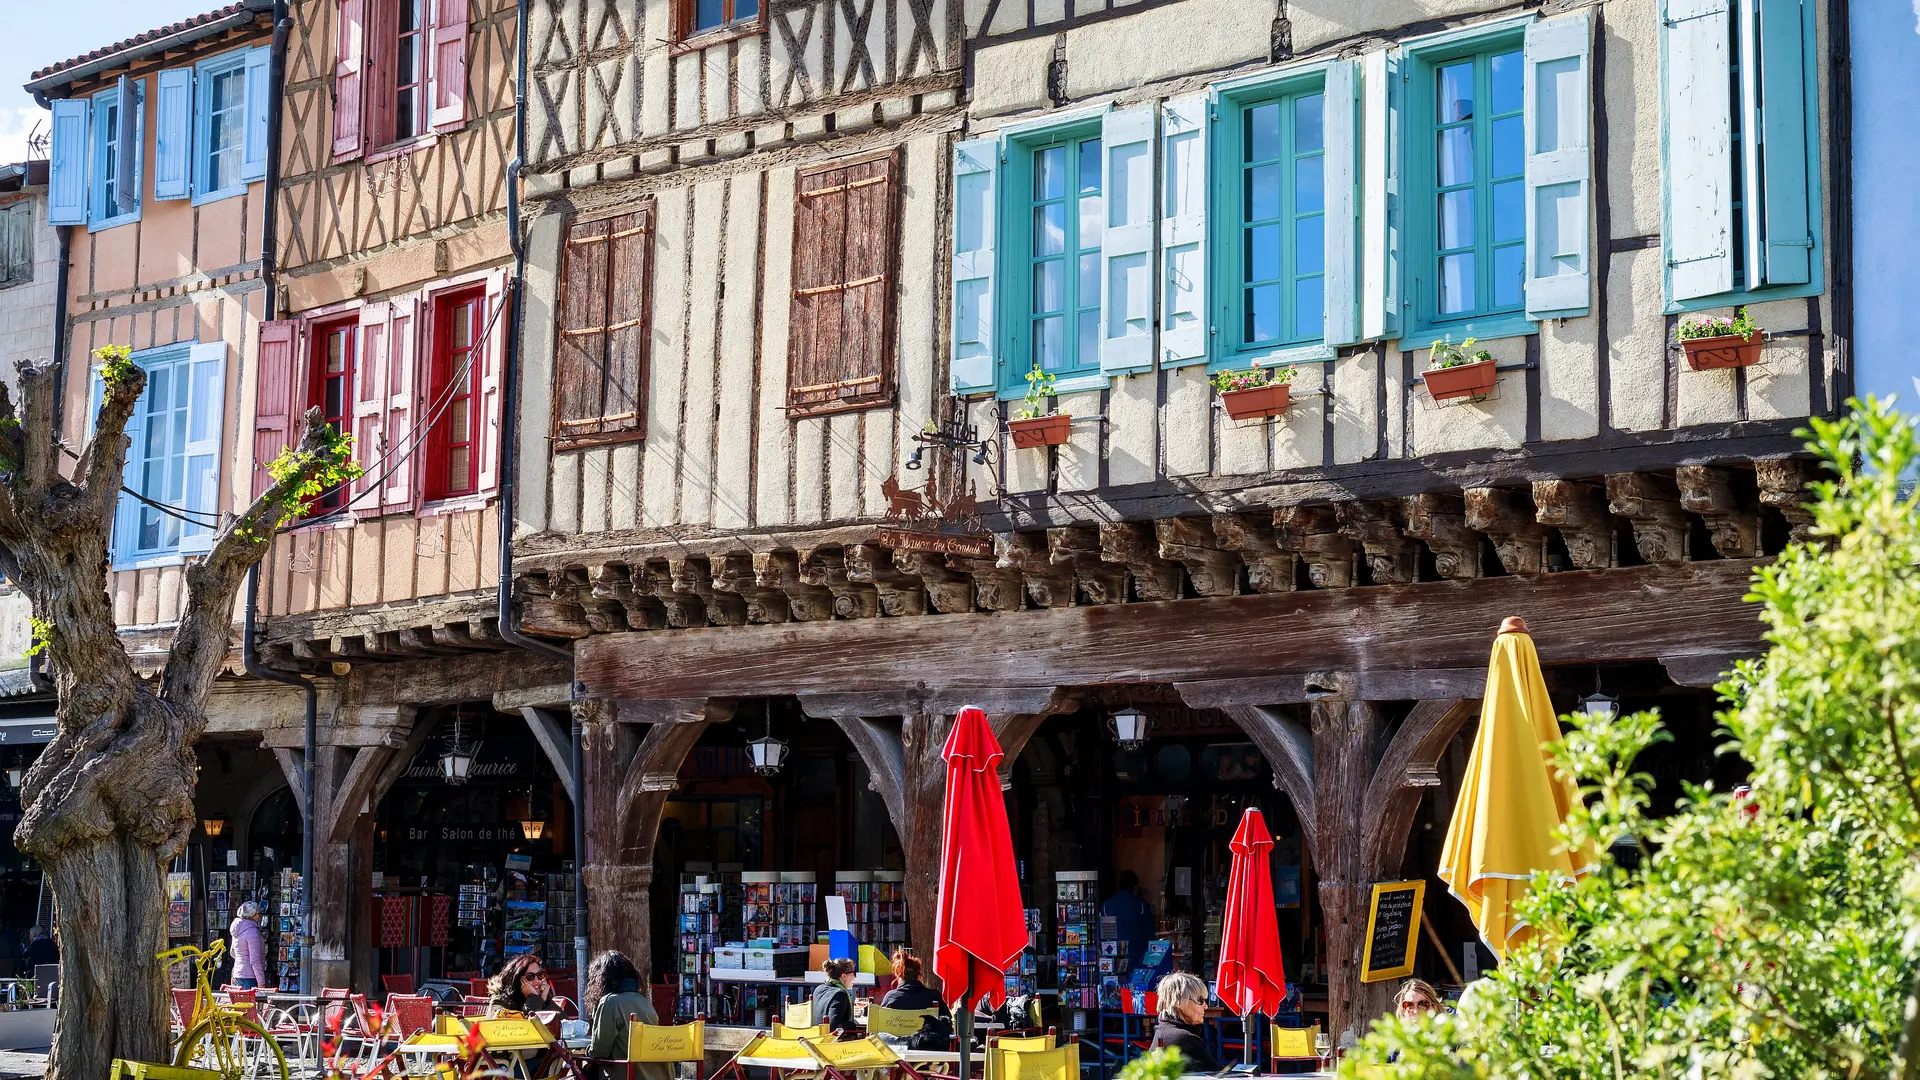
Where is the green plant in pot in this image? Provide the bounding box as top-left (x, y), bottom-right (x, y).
top-left (1421, 336), bottom-right (1498, 401)
top-left (1211, 364), bottom-right (1297, 421)
top-left (1677, 305), bottom-right (1764, 371)
top-left (1007, 364), bottom-right (1071, 448)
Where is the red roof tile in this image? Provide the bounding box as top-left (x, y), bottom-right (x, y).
top-left (29, 1), bottom-right (264, 84)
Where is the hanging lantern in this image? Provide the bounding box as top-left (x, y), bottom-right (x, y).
top-left (202, 818), bottom-right (226, 837)
top-left (440, 712), bottom-right (478, 785)
top-left (4, 766), bottom-right (21, 789)
top-left (519, 819), bottom-right (546, 840)
top-left (748, 716), bottom-right (788, 776)
top-left (1108, 706), bottom-right (1150, 751)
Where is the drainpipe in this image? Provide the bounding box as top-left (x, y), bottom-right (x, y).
top-left (49, 223), bottom-right (70, 440)
top-left (238, 0), bottom-right (317, 998)
top-left (498, 0), bottom-right (586, 982)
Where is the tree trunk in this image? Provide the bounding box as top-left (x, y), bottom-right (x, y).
top-left (43, 833), bottom-right (175, 1079)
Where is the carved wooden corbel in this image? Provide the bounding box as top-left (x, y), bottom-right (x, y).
top-left (1047, 526), bottom-right (1130, 605)
top-left (1606, 473), bottom-right (1691, 564)
top-left (516, 571), bottom-right (590, 639)
top-left (1463, 487), bottom-right (1549, 574)
top-left (801, 547), bottom-right (880, 619)
top-left (1754, 457), bottom-right (1817, 544)
top-left (668, 556), bottom-right (748, 626)
top-left (1400, 493), bottom-right (1481, 581)
top-left (1154, 518), bottom-right (1243, 598)
top-left (1676, 465), bottom-right (1760, 558)
top-left (1274, 506), bottom-right (1357, 588)
top-left (711, 553), bottom-right (793, 624)
top-left (1210, 511), bottom-right (1299, 593)
top-left (893, 551), bottom-right (976, 614)
top-left (995, 532), bottom-right (1075, 609)
top-left (755, 551), bottom-right (834, 622)
top-left (1531, 479), bottom-right (1615, 570)
top-left (1099, 522), bottom-right (1184, 601)
top-left (847, 544), bottom-right (930, 617)
top-left (641, 561), bottom-right (707, 628)
top-left (1336, 501), bottom-right (1419, 585)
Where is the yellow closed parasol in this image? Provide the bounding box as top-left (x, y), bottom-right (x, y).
top-left (1438, 616), bottom-right (1594, 957)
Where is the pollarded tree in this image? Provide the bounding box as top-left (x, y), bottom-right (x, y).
top-left (2, 346), bottom-right (356, 1080)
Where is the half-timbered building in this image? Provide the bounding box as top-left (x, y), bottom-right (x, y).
top-left (508, 0), bottom-right (1848, 1040)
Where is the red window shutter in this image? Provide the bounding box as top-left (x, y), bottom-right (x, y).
top-left (553, 217), bottom-right (612, 444)
top-left (332, 0), bottom-right (368, 161)
top-left (788, 150), bottom-right (897, 415)
top-left (602, 208), bottom-right (652, 441)
top-left (352, 301), bottom-right (392, 508)
top-left (254, 320), bottom-right (304, 501)
top-left (382, 297), bottom-right (419, 511)
top-left (428, 0), bottom-right (469, 132)
top-left (475, 271), bottom-right (506, 493)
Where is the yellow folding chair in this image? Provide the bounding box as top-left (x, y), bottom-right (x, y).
top-left (785, 1001), bottom-right (816, 1028)
top-left (984, 1035), bottom-right (1058, 1080)
top-left (865, 1006), bottom-right (937, 1039)
top-left (1269, 1024), bottom-right (1323, 1071)
top-left (774, 1022), bottom-right (832, 1040)
top-left (998, 1043), bottom-right (1078, 1080)
top-left (722, 1032), bottom-right (823, 1080)
top-left (596, 1019), bottom-right (706, 1080)
top-left (800, 1035), bottom-right (907, 1080)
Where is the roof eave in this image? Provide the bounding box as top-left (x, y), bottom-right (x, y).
top-left (24, 0), bottom-right (273, 99)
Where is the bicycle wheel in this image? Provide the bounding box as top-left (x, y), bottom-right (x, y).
top-left (174, 1016), bottom-right (292, 1080)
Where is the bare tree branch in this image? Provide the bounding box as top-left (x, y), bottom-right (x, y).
top-left (0, 375), bottom-right (27, 471)
top-left (63, 358), bottom-right (146, 517)
top-left (14, 361), bottom-right (72, 495)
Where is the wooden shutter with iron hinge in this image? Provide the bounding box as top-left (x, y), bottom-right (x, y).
top-left (554, 204), bottom-right (652, 447)
top-left (786, 148), bottom-right (899, 418)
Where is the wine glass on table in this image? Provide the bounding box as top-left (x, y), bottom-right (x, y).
top-left (1313, 1031), bottom-right (1332, 1073)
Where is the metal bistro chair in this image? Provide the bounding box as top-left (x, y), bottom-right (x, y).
top-left (1267, 1024), bottom-right (1323, 1075)
top-left (984, 1033), bottom-right (1058, 1080)
top-left (383, 974), bottom-right (417, 999)
top-left (997, 1042), bottom-right (1079, 1080)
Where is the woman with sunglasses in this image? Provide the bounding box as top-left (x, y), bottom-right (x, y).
top-left (1394, 979), bottom-right (1445, 1019)
top-left (489, 953), bottom-right (562, 1017)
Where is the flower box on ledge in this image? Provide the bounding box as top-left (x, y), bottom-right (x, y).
top-left (1007, 414), bottom-right (1071, 449)
top-left (1219, 382), bottom-right (1292, 421)
top-left (1422, 358), bottom-right (1498, 402)
top-left (1681, 333), bottom-right (1763, 371)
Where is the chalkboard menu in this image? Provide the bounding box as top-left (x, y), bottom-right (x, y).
top-left (1360, 880), bottom-right (1426, 983)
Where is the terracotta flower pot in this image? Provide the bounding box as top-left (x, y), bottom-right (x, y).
top-left (1421, 358), bottom-right (1498, 402)
top-left (1007, 414), bottom-right (1071, 449)
top-left (1219, 382), bottom-right (1292, 421)
top-left (1681, 332), bottom-right (1763, 371)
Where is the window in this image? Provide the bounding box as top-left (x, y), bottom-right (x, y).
top-left (555, 205), bottom-right (653, 447)
top-left (1226, 87), bottom-right (1327, 352)
top-left (0, 204), bottom-right (33, 288)
top-left (89, 79), bottom-right (143, 230)
top-left (331, 0), bottom-right (469, 162)
top-left (787, 150), bottom-right (899, 416)
top-left (308, 319), bottom-right (357, 513)
top-left (96, 343), bottom-right (227, 566)
top-left (1661, 0), bottom-right (1820, 311)
top-left (675, 0), bottom-right (761, 42)
top-left (1010, 129), bottom-right (1104, 384)
top-left (388, 0), bottom-right (429, 142)
top-left (425, 288), bottom-right (485, 499)
top-left (189, 51), bottom-right (255, 203)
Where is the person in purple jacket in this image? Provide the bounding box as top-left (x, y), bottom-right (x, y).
top-left (228, 901), bottom-right (267, 990)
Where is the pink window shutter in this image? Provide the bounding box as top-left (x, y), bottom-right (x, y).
top-left (383, 296), bottom-right (420, 513)
top-left (475, 270), bottom-right (507, 494)
top-left (332, 0), bottom-right (368, 160)
top-left (352, 302), bottom-right (392, 509)
top-left (428, 0), bottom-right (470, 132)
top-left (253, 320), bottom-right (303, 501)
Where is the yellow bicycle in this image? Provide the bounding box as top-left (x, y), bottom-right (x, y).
top-left (158, 941), bottom-right (291, 1080)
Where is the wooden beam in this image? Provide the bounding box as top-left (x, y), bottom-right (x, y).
top-left (1218, 705), bottom-right (1316, 842)
top-left (325, 745), bottom-right (397, 846)
top-left (271, 748), bottom-right (305, 820)
top-left (1359, 699), bottom-right (1477, 880)
top-left (521, 707), bottom-right (578, 802)
top-left (1178, 669), bottom-right (1487, 708)
top-left (575, 561), bottom-right (1769, 700)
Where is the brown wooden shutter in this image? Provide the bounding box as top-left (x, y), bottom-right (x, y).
top-left (254, 319), bottom-right (305, 500)
top-left (787, 149), bottom-right (898, 417)
top-left (553, 204), bottom-right (651, 448)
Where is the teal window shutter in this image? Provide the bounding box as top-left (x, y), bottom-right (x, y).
top-left (1099, 106), bottom-right (1155, 376)
top-left (951, 137), bottom-right (999, 395)
top-left (178, 342), bottom-right (228, 554)
top-left (1747, 0), bottom-right (1812, 286)
top-left (1359, 49), bottom-right (1400, 342)
top-left (154, 68), bottom-right (193, 201)
top-left (1522, 13), bottom-right (1593, 319)
top-left (1663, 0), bottom-right (1736, 301)
top-left (242, 47), bottom-right (271, 182)
top-left (47, 98), bottom-right (89, 225)
top-left (1324, 61), bottom-right (1360, 346)
top-left (1159, 94), bottom-right (1210, 365)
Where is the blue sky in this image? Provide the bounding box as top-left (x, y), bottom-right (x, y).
top-left (0, 0), bottom-right (214, 164)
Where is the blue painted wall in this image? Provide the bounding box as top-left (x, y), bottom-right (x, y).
top-left (1851, 2), bottom-right (1920, 408)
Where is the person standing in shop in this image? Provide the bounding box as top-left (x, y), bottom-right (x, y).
top-left (228, 902), bottom-right (267, 990)
top-left (1102, 870), bottom-right (1155, 972)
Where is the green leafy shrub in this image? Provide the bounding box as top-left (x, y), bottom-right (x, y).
top-left (1678, 305), bottom-right (1760, 342)
top-left (1211, 365), bottom-right (1296, 394)
top-left (1426, 338), bottom-right (1491, 370)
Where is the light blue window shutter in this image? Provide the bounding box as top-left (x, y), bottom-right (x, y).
top-left (1101, 106), bottom-right (1156, 376)
top-left (1324, 61), bottom-right (1360, 346)
top-left (242, 47), bottom-right (271, 182)
top-left (154, 68), bottom-right (192, 200)
top-left (1748, 0), bottom-right (1812, 286)
top-left (1663, 0), bottom-right (1735, 300)
top-left (178, 342), bottom-right (228, 554)
top-left (1523, 13), bottom-right (1592, 319)
top-left (1159, 95), bottom-right (1209, 365)
top-left (951, 137), bottom-right (999, 395)
top-left (47, 99), bottom-right (88, 225)
top-left (113, 77), bottom-right (139, 217)
top-left (1359, 49), bottom-right (1400, 342)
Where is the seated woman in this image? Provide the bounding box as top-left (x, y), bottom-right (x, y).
top-left (1147, 972), bottom-right (1219, 1074)
top-left (879, 951), bottom-right (946, 1014)
top-left (488, 954), bottom-right (561, 1018)
top-left (810, 958), bottom-right (859, 1038)
top-left (585, 951), bottom-right (670, 1080)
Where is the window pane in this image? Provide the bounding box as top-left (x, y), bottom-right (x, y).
top-left (1033, 315), bottom-right (1064, 371)
top-left (1437, 128), bottom-right (1473, 187)
top-left (696, 0), bottom-right (723, 30)
top-left (1078, 252), bottom-right (1100, 303)
top-left (1493, 245), bottom-right (1524, 308)
top-left (1246, 284), bottom-right (1281, 344)
top-left (325, 377), bottom-right (345, 421)
top-left (1294, 276), bottom-right (1325, 339)
top-left (450, 404), bottom-right (469, 443)
top-left (1490, 50), bottom-right (1523, 115)
top-left (1438, 62), bottom-right (1473, 122)
top-left (1033, 203), bottom-right (1065, 256)
top-left (1246, 102), bottom-right (1280, 162)
top-left (1033, 259), bottom-right (1064, 313)
top-left (1293, 94), bottom-right (1324, 153)
top-left (1294, 156), bottom-right (1323, 213)
top-left (327, 334), bottom-right (348, 374)
top-left (453, 306), bottom-right (473, 349)
top-left (1077, 139), bottom-right (1101, 194)
top-left (1295, 216), bottom-right (1324, 275)
top-left (736, 0), bottom-right (758, 16)
top-left (1439, 253), bottom-right (1475, 314)
top-left (1035, 146), bottom-right (1066, 200)
top-left (1246, 224), bottom-right (1281, 282)
top-left (148, 368), bottom-right (170, 415)
top-left (1438, 190), bottom-right (1474, 250)
top-left (399, 0), bottom-right (420, 32)
top-left (1491, 116), bottom-right (1523, 179)
top-left (189, 361), bottom-right (220, 443)
top-left (397, 39), bottom-right (416, 86)
top-left (1245, 164), bottom-right (1280, 221)
top-left (448, 446), bottom-right (469, 488)
top-left (1077, 310), bottom-right (1098, 365)
top-left (1078, 192), bottom-right (1103, 247)
top-left (1492, 180), bottom-right (1524, 243)
top-left (140, 507), bottom-right (160, 551)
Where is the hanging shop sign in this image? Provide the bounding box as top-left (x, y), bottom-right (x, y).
top-left (1360, 879), bottom-right (1426, 983)
top-left (875, 466), bottom-right (991, 558)
top-left (405, 824), bottom-right (537, 844)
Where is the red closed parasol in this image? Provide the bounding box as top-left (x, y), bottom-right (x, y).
top-left (933, 706), bottom-right (1028, 1011)
top-left (1215, 807), bottom-right (1287, 1061)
